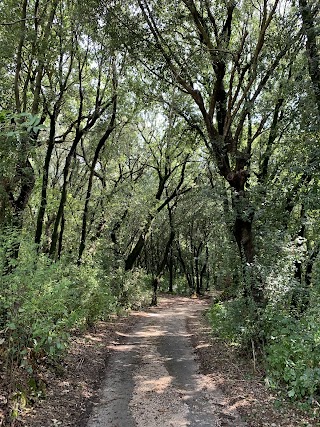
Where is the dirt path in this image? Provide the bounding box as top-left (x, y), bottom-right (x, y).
top-left (87, 296), bottom-right (246, 427)
top-left (18, 294), bottom-right (317, 427)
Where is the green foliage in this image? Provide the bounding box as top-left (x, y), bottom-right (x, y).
top-left (265, 308), bottom-right (320, 400)
top-left (0, 235), bottom-right (149, 374)
top-left (108, 267), bottom-right (152, 311)
top-left (0, 111), bottom-right (45, 141)
top-left (158, 275), bottom-right (189, 295)
top-left (207, 297), bottom-right (263, 348)
top-left (0, 0), bottom-right (319, 417)
top-left (207, 295), bottom-right (320, 402)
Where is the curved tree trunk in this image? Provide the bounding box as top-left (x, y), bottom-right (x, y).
top-left (299, 0), bottom-right (320, 114)
top-left (78, 93), bottom-right (117, 264)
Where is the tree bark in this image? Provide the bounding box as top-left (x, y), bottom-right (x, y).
top-left (49, 136), bottom-right (80, 257)
top-left (299, 0), bottom-right (320, 114)
top-left (35, 117), bottom-right (55, 247)
top-left (2, 158), bottom-right (35, 274)
top-left (125, 215), bottom-right (154, 271)
top-left (137, 0), bottom-right (290, 307)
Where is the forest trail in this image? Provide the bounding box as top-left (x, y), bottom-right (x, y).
top-left (87, 296), bottom-right (246, 427)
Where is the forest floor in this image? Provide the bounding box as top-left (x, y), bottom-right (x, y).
top-left (1, 294), bottom-right (319, 426)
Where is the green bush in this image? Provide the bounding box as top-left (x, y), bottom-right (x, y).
top-left (0, 236), bottom-right (121, 370)
top-left (206, 297), bottom-right (263, 349)
top-left (265, 310), bottom-right (320, 400)
top-left (0, 239), bottom-right (153, 375)
top-left (1, 257), bottom-right (117, 369)
top-left (207, 296), bottom-right (320, 401)
top-left (109, 267), bottom-right (152, 311)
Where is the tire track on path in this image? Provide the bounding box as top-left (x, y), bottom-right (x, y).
top-left (87, 296), bottom-right (246, 427)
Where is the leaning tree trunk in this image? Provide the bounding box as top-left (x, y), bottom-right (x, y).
top-left (78, 94), bottom-right (117, 264)
top-left (125, 160), bottom-right (188, 271)
top-left (299, 0), bottom-right (320, 114)
top-left (125, 215), bottom-right (154, 271)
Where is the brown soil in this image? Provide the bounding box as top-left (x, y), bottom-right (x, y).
top-left (0, 294), bottom-right (319, 427)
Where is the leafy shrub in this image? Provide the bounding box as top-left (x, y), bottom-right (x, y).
top-left (0, 239), bottom-right (117, 371)
top-left (109, 267), bottom-right (152, 311)
top-left (265, 310), bottom-right (320, 400)
top-left (206, 297), bottom-right (263, 349)
top-left (207, 296), bottom-right (320, 401)
top-left (0, 230), bottom-right (156, 424)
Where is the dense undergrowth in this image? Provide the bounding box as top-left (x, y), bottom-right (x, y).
top-left (0, 236), bottom-right (152, 421)
top-left (207, 294), bottom-right (320, 408)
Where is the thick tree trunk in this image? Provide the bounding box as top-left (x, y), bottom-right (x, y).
top-left (299, 0), bottom-right (320, 114)
top-left (151, 277), bottom-right (159, 306)
top-left (228, 175), bottom-right (263, 305)
top-left (125, 215), bottom-right (154, 271)
top-left (233, 215), bottom-right (254, 264)
top-left (110, 209), bottom-right (128, 259)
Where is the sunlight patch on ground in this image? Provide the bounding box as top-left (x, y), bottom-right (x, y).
top-left (130, 342), bottom-right (190, 427)
top-left (83, 335), bottom-right (103, 342)
top-left (106, 343), bottom-right (136, 351)
top-left (136, 375), bottom-right (172, 394)
top-left (195, 343), bottom-right (211, 349)
top-left (133, 329), bottom-right (166, 337)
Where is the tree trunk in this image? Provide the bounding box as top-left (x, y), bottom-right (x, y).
top-left (125, 215), bottom-right (154, 271)
top-left (168, 248), bottom-right (174, 292)
top-left (124, 160), bottom-right (187, 271)
top-left (35, 118), bottom-right (55, 247)
top-left (49, 146), bottom-right (75, 258)
top-left (78, 95), bottom-right (117, 264)
top-left (229, 181), bottom-right (264, 305)
top-left (299, 0), bottom-right (320, 114)
top-left (150, 227), bottom-right (176, 305)
top-left (176, 239), bottom-right (193, 292)
top-left (57, 213), bottom-right (65, 259)
top-left (151, 277), bottom-right (159, 306)
top-left (2, 158), bottom-right (35, 273)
